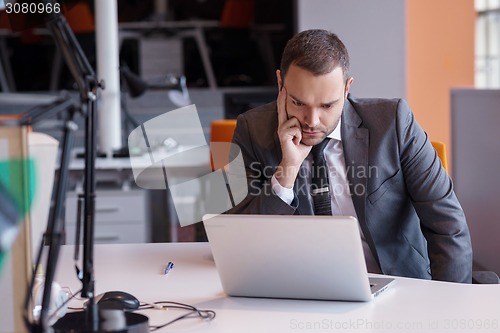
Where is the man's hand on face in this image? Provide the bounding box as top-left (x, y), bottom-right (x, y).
top-left (274, 87), bottom-right (313, 188)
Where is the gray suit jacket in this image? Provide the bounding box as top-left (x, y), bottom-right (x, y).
top-left (228, 95), bottom-right (473, 283)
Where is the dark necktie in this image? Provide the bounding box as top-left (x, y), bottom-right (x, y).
top-left (311, 138), bottom-right (332, 215)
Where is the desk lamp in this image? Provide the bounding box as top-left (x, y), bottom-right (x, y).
top-left (5, 1), bottom-right (150, 332)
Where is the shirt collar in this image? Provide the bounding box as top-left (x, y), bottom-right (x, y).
top-left (327, 118), bottom-right (342, 141)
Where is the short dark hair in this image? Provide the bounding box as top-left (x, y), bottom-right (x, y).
top-left (280, 29), bottom-right (350, 82)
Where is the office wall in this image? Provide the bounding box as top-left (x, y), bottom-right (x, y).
top-left (296, 0), bottom-right (406, 99)
top-left (407, 0), bottom-right (475, 171)
top-left (296, 0), bottom-right (475, 168)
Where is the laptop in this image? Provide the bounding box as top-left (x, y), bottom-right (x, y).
top-left (202, 214), bottom-right (394, 302)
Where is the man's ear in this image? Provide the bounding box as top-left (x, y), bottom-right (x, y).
top-left (344, 77), bottom-right (354, 98)
top-left (276, 69), bottom-right (283, 91)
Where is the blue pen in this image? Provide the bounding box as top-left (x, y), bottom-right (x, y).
top-left (164, 261), bottom-right (174, 275)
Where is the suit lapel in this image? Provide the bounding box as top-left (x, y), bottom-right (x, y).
top-left (342, 100), bottom-right (368, 225)
top-left (341, 99), bottom-right (380, 266)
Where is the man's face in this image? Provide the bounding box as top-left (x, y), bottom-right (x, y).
top-left (277, 64), bottom-right (352, 146)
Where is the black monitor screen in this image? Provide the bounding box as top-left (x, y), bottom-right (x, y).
top-left (224, 88), bottom-right (277, 119)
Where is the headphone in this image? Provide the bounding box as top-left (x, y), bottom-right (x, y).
top-left (31, 277), bottom-right (69, 325)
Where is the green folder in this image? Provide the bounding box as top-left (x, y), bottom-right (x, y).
top-left (0, 158), bottom-right (36, 274)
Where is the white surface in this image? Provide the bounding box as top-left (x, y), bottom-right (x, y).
top-left (0, 138), bottom-right (8, 158)
top-left (27, 132), bottom-right (59, 260)
top-left (0, 253), bottom-right (16, 333)
top-left (53, 243), bottom-right (500, 333)
top-left (69, 145), bottom-right (209, 171)
top-left (95, 0), bottom-right (122, 156)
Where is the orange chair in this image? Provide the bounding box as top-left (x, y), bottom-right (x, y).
top-left (431, 141), bottom-right (448, 173)
top-left (210, 119), bottom-right (237, 143)
top-left (210, 119), bottom-right (237, 171)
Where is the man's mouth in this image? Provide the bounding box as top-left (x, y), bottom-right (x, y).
top-left (302, 130), bottom-right (322, 136)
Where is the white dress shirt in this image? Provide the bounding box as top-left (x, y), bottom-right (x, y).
top-left (271, 120), bottom-right (382, 273)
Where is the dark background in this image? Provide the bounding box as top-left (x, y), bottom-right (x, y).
top-left (1, 0), bottom-right (294, 91)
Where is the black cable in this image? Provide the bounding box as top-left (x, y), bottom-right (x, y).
top-left (31, 297), bottom-right (216, 331)
top-left (140, 301), bottom-right (216, 331)
top-left (150, 309), bottom-right (216, 331)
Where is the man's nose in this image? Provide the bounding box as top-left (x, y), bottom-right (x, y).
top-left (303, 108), bottom-right (320, 128)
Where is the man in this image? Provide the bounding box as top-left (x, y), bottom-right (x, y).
top-left (228, 29), bottom-right (472, 283)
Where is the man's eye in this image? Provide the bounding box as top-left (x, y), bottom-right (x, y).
top-left (292, 100), bottom-right (304, 107)
top-left (322, 104), bottom-right (333, 109)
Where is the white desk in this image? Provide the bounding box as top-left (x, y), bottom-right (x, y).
top-left (67, 147), bottom-right (210, 190)
top-left (66, 147), bottom-right (211, 242)
top-left (54, 242), bottom-right (500, 333)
